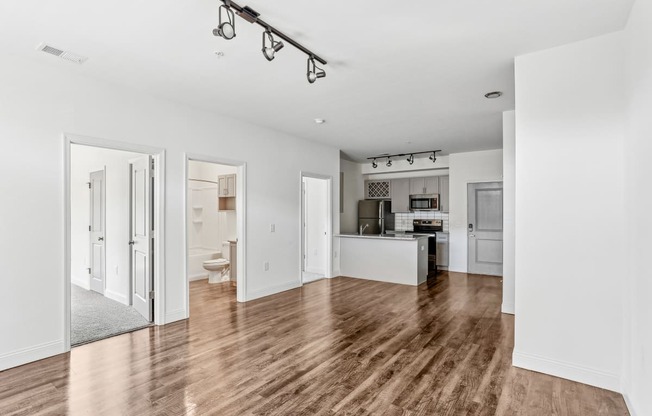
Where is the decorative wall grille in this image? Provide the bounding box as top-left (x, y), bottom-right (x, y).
top-left (367, 181), bottom-right (390, 198)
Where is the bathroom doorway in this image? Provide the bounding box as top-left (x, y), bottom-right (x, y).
top-left (185, 156), bottom-right (246, 312)
top-left (64, 135), bottom-right (165, 349)
top-left (301, 173), bottom-right (332, 284)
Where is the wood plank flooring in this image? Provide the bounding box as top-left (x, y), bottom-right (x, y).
top-left (0, 273), bottom-right (629, 415)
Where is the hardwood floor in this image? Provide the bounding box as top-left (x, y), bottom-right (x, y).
top-left (0, 273), bottom-right (628, 415)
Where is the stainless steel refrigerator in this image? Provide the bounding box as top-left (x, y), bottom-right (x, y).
top-left (358, 200), bottom-right (395, 235)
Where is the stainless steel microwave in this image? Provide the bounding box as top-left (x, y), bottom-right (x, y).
top-left (409, 194), bottom-right (439, 211)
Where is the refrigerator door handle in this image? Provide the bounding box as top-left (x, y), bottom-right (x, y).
top-left (379, 219), bottom-right (383, 234)
top-left (378, 201), bottom-right (383, 221)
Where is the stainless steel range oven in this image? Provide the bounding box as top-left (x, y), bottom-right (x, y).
top-left (410, 219), bottom-right (443, 279)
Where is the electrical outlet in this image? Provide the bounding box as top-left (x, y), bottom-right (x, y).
top-left (270, 224), bottom-right (275, 233)
top-left (264, 262), bottom-right (270, 271)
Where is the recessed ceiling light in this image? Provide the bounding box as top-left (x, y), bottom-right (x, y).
top-left (484, 91), bottom-right (503, 99)
top-left (314, 118), bottom-right (326, 124)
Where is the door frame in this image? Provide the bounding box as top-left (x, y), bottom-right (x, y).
top-left (63, 133), bottom-right (166, 351)
top-left (466, 180), bottom-right (504, 275)
top-left (300, 172), bottom-right (333, 284)
top-left (183, 154), bottom-right (247, 305)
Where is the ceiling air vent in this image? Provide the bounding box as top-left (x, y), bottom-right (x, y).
top-left (37, 43), bottom-right (89, 65)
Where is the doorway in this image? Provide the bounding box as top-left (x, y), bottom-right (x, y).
top-left (64, 135), bottom-right (165, 349)
top-left (301, 173), bottom-right (332, 284)
top-left (184, 155), bottom-right (246, 310)
top-left (467, 181), bottom-right (503, 276)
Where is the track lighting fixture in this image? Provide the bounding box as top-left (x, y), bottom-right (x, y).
top-left (262, 29), bottom-right (284, 61)
top-left (213, 0), bottom-right (327, 83)
top-left (213, 3), bottom-right (236, 40)
top-left (367, 150), bottom-right (441, 169)
top-left (307, 56), bottom-right (326, 84)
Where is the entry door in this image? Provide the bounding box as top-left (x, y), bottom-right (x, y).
top-left (130, 155), bottom-right (153, 321)
top-left (89, 170), bottom-right (105, 294)
top-left (468, 182), bottom-right (503, 276)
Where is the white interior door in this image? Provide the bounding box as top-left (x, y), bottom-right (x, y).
top-left (130, 155), bottom-right (153, 321)
top-left (89, 170), bottom-right (105, 294)
top-left (468, 182), bottom-right (503, 276)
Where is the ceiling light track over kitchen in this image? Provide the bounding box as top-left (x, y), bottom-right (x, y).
top-left (214, 0), bottom-right (327, 82)
top-left (367, 150), bottom-right (441, 168)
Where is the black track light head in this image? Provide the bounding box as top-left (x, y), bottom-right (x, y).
top-left (214, 4), bottom-right (236, 40)
top-left (262, 30), bottom-right (284, 61)
top-left (429, 152), bottom-right (437, 163)
top-left (372, 159), bottom-right (377, 169)
top-left (307, 56), bottom-right (326, 84)
top-left (386, 158), bottom-right (392, 167)
top-left (407, 154), bottom-right (414, 165)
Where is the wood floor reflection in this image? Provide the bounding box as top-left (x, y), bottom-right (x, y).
top-left (0, 273), bottom-right (628, 415)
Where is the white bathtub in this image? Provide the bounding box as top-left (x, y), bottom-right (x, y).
top-left (187, 247), bottom-right (221, 281)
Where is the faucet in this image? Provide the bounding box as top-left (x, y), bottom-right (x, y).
top-left (359, 224), bottom-right (369, 235)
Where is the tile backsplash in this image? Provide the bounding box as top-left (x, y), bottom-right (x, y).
top-left (394, 211), bottom-right (450, 233)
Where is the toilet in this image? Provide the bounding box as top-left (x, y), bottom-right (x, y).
top-left (203, 242), bottom-right (231, 283)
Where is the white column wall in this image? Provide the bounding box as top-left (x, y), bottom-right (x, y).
top-left (513, 32), bottom-right (625, 391)
top-left (502, 111), bottom-right (515, 314)
top-left (622, 0), bottom-right (652, 413)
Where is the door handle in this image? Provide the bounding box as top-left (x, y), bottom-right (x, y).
top-left (469, 234), bottom-right (476, 238)
top-left (98, 237), bottom-right (104, 241)
top-left (468, 223), bottom-right (474, 232)
top-left (128, 241), bottom-right (135, 246)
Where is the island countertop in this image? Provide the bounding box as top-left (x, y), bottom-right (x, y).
top-left (335, 233), bottom-right (429, 241)
top-left (338, 233), bottom-right (429, 286)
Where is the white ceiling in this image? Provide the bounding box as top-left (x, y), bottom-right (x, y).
top-left (0, 0), bottom-right (634, 161)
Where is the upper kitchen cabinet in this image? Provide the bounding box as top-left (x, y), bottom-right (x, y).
top-left (409, 176), bottom-right (439, 195)
top-left (218, 174), bottom-right (236, 197)
top-left (365, 179), bottom-right (391, 199)
top-left (439, 176), bottom-right (450, 212)
top-left (390, 178), bottom-right (410, 213)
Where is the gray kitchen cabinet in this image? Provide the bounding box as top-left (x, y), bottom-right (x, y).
top-left (365, 180), bottom-right (391, 199)
top-left (439, 175), bottom-right (450, 212)
top-left (409, 176), bottom-right (440, 195)
top-left (390, 178), bottom-right (410, 213)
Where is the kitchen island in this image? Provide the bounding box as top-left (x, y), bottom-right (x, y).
top-left (337, 233), bottom-right (429, 286)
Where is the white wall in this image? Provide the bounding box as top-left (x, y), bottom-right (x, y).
top-left (340, 158), bottom-right (364, 234)
top-left (0, 54), bottom-right (339, 371)
top-left (303, 177), bottom-right (328, 275)
top-left (448, 150), bottom-right (503, 272)
top-left (514, 32), bottom-right (625, 392)
top-left (70, 145), bottom-right (141, 305)
top-left (502, 111), bottom-right (515, 314)
top-left (622, 0), bottom-right (652, 413)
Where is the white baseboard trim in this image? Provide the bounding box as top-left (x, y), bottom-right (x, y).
top-left (105, 289), bottom-right (129, 306)
top-left (512, 350), bottom-right (620, 392)
top-left (165, 308), bottom-right (188, 324)
top-left (305, 267), bottom-right (325, 274)
top-left (0, 339), bottom-right (65, 372)
top-left (623, 393), bottom-right (638, 416)
top-left (188, 273), bottom-right (208, 282)
top-left (501, 302), bottom-right (515, 315)
top-left (71, 276), bottom-right (90, 290)
top-left (246, 280), bottom-right (301, 302)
